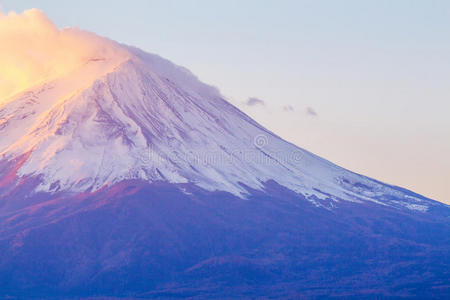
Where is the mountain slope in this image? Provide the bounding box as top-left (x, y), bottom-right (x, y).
top-left (0, 42), bottom-right (449, 298)
top-left (0, 46), bottom-right (442, 211)
top-left (0, 180), bottom-right (449, 298)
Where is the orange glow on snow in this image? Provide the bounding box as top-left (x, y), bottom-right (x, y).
top-left (0, 9), bottom-right (128, 103)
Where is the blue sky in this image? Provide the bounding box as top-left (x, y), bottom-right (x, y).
top-left (1, 0), bottom-right (449, 203)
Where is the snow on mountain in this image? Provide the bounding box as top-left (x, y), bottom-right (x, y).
top-left (1, 20), bottom-right (449, 298)
top-left (0, 43), bottom-right (439, 212)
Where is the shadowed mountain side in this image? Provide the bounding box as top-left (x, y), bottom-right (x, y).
top-left (0, 181), bottom-right (448, 298)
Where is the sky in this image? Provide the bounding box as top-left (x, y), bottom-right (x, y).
top-left (1, 0), bottom-right (449, 204)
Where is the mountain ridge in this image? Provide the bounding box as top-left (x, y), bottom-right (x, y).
top-left (0, 48), bottom-right (445, 212)
top-left (0, 39), bottom-right (449, 298)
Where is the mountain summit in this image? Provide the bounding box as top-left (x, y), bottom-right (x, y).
top-left (0, 45), bottom-right (439, 211)
top-left (0, 18), bottom-right (449, 298)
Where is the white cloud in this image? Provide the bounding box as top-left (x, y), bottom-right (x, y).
top-left (0, 9), bottom-right (129, 102)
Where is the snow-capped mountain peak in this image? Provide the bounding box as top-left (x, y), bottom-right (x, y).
top-left (0, 44), bottom-right (437, 212)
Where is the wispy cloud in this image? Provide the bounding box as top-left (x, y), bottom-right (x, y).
top-left (306, 107), bottom-right (318, 117)
top-left (0, 9), bottom-right (128, 101)
top-left (283, 105), bottom-right (294, 112)
top-left (245, 97), bottom-right (265, 107)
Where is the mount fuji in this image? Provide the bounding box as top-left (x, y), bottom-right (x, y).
top-left (0, 37), bottom-right (449, 298)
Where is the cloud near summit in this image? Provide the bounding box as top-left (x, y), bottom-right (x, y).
top-left (245, 97), bottom-right (265, 107)
top-left (0, 9), bottom-right (128, 102)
